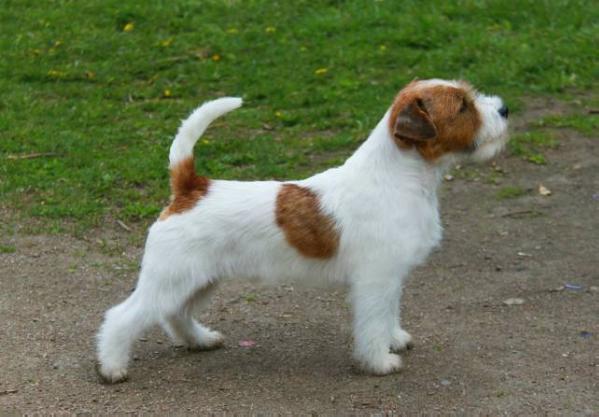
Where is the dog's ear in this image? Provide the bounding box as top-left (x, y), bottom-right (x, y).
top-left (393, 99), bottom-right (437, 142)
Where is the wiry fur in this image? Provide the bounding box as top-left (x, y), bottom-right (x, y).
top-left (96, 79), bottom-right (508, 382)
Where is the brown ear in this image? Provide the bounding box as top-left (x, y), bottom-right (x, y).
top-left (393, 99), bottom-right (437, 142)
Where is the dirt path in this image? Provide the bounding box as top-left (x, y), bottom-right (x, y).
top-left (1, 100), bottom-right (598, 415)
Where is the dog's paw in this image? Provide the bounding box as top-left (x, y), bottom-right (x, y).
top-left (188, 330), bottom-right (224, 352)
top-left (96, 363), bottom-right (128, 384)
top-left (390, 328), bottom-right (414, 352)
top-left (360, 352), bottom-right (403, 375)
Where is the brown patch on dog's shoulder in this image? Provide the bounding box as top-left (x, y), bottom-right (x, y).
top-left (159, 157), bottom-right (210, 220)
top-left (275, 184), bottom-right (339, 259)
top-left (389, 81), bottom-right (482, 161)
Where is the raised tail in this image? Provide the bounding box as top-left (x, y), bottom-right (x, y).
top-left (159, 97), bottom-right (242, 220)
top-left (169, 97), bottom-right (243, 168)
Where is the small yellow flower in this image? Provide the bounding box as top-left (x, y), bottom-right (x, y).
top-left (314, 67), bottom-right (328, 76)
top-left (123, 22), bottom-right (134, 32)
top-left (226, 27), bottom-right (239, 34)
top-left (201, 139), bottom-right (210, 145)
top-left (160, 38), bottom-right (173, 47)
top-left (211, 54), bottom-right (221, 62)
top-left (275, 111), bottom-right (283, 118)
top-left (265, 26), bottom-right (276, 33)
top-left (163, 89), bottom-right (172, 97)
top-left (47, 69), bottom-right (66, 78)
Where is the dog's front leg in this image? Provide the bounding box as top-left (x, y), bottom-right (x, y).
top-left (350, 275), bottom-right (403, 375)
top-left (390, 287), bottom-right (413, 352)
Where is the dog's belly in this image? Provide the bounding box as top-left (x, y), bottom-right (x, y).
top-left (217, 236), bottom-right (346, 285)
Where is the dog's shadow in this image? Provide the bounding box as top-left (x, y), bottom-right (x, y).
top-left (180, 321), bottom-right (353, 380)
top-left (87, 320), bottom-right (356, 388)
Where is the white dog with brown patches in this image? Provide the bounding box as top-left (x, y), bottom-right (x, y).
top-left (97, 79), bottom-right (509, 382)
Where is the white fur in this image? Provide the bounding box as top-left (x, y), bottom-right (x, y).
top-left (169, 97), bottom-right (242, 168)
top-left (96, 81), bottom-right (508, 382)
top-left (472, 94), bottom-right (509, 161)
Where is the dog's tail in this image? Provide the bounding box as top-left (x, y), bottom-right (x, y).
top-left (168, 97), bottom-right (243, 168)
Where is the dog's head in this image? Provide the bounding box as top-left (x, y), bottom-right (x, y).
top-left (389, 79), bottom-right (508, 162)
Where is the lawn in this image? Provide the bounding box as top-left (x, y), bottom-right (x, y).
top-left (0, 0), bottom-right (597, 229)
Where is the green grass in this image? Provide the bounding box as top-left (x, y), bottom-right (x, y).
top-left (508, 131), bottom-right (559, 165)
top-left (536, 114), bottom-right (599, 136)
top-left (0, 244), bottom-right (16, 254)
top-left (1, 0), bottom-right (597, 227)
top-left (496, 186), bottom-right (527, 200)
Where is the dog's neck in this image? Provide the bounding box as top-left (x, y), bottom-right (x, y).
top-left (343, 111), bottom-right (451, 194)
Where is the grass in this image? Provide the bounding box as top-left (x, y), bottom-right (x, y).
top-left (0, 245), bottom-right (17, 254)
top-left (1, 0), bottom-right (597, 228)
top-left (496, 186), bottom-right (527, 200)
top-left (508, 131), bottom-right (558, 165)
top-left (536, 114), bottom-right (599, 136)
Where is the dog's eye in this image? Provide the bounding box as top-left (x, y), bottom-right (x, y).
top-left (459, 98), bottom-right (468, 113)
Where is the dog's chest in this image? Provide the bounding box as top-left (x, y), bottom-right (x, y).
top-left (390, 195), bottom-right (442, 260)
top-left (408, 209), bottom-right (443, 262)
top-left (336, 185), bottom-right (443, 258)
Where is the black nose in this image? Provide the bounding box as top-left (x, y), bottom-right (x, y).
top-left (498, 105), bottom-right (509, 119)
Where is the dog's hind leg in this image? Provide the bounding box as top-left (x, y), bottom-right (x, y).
top-left (96, 286), bottom-right (158, 383)
top-left (161, 282), bottom-right (224, 351)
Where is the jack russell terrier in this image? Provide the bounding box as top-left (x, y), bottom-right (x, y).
top-left (97, 78), bottom-right (509, 382)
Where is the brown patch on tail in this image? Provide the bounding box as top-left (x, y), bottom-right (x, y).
top-left (159, 157), bottom-right (210, 220)
top-left (275, 184), bottom-right (339, 259)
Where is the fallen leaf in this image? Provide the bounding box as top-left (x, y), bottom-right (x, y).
top-left (503, 298), bottom-right (525, 306)
top-left (538, 184), bottom-right (552, 196)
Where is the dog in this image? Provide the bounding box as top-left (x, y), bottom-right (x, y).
top-left (96, 79), bottom-right (509, 382)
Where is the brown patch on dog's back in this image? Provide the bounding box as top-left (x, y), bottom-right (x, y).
top-left (390, 81), bottom-right (482, 161)
top-left (275, 184), bottom-right (339, 259)
top-left (159, 157), bottom-right (210, 220)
